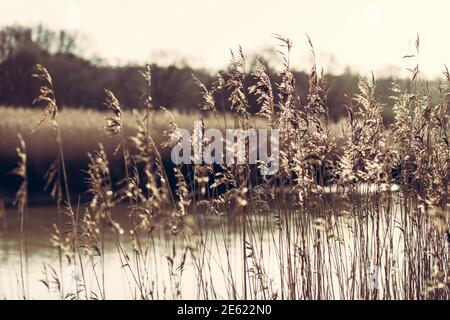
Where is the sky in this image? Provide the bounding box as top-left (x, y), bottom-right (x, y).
top-left (1, 0), bottom-right (450, 78)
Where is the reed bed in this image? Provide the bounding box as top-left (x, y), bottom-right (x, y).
top-left (1, 36), bottom-right (449, 300)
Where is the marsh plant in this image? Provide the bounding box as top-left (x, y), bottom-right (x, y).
top-left (7, 36), bottom-right (450, 300)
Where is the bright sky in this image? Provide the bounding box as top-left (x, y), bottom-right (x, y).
top-left (1, 0), bottom-right (450, 78)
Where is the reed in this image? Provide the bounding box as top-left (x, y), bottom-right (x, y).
top-left (3, 36), bottom-right (449, 300)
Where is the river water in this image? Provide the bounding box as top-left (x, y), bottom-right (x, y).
top-left (0, 189), bottom-right (447, 300)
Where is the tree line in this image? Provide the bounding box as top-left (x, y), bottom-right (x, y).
top-left (0, 25), bottom-right (415, 122)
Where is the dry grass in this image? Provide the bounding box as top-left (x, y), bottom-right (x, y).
top-left (1, 36), bottom-right (449, 300)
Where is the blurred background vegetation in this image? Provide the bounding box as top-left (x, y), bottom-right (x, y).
top-left (1, 24), bottom-right (434, 123)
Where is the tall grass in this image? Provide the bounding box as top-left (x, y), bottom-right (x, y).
top-left (2, 36), bottom-right (449, 300)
